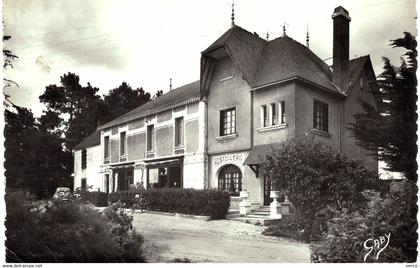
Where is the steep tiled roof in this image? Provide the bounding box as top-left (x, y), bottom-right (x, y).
top-left (73, 130), bottom-right (100, 150)
top-left (347, 55), bottom-right (370, 91)
top-left (98, 80), bottom-right (200, 130)
top-left (203, 26), bottom-right (267, 85)
top-left (203, 26), bottom-right (343, 95)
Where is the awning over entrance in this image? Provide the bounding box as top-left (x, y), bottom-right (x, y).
top-left (144, 156), bottom-right (183, 169)
top-left (110, 162), bottom-right (135, 170)
top-left (243, 142), bottom-right (283, 177)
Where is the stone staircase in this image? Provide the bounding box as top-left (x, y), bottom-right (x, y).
top-left (226, 203), bottom-right (296, 226)
top-left (226, 206), bottom-right (281, 226)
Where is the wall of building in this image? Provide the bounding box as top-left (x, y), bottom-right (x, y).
top-left (341, 71), bottom-right (378, 171)
top-left (99, 101), bottom-right (206, 190)
top-left (252, 82), bottom-right (296, 146)
top-left (74, 145), bottom-right (102, 191)
top-left (295, 82), bottom-right (342, 150)
top-left (207, 56), bottom-right (252, 155)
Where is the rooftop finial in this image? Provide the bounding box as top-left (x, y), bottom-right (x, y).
top-left (282, 22), bottom-right (289, 36)
top-left (231, 0), bottom-right (235, 28)
top-left (266, 30), bottom-right (270, 41)
top-left (306, 23), bottom-right (310, 48)
top-left (169, 78), bottom-right (172, 91)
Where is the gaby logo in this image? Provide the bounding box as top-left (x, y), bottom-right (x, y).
top-left (363, 233), bottom-right (391, 261)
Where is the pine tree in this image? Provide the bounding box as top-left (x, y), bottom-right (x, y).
top-left (350, 32), bottom-right (417, 181)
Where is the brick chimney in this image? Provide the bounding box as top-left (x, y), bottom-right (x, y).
top-left (332, 6), bottom-right (351, 90)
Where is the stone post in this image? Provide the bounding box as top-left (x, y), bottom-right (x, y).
top-left (270, 191), bottom-right (282, 219)
top-left (239, 190), bottom-right (251, 216)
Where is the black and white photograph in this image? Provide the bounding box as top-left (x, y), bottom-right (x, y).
top-left (2, 0), bottom-right (418, 265)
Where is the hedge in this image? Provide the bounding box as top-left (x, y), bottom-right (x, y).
top-left (109, 188), bottom-right (231, 219)
top-left (80, 191), bottom-right (108, 207)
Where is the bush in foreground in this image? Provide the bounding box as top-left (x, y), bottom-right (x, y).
top-left (5, 190), bottom-right (145, 262)
top-left (261, 134), bottom-right (378, 241)
top-left (80, 191), bottom-right (108, 207)
top-left (310, 180), bottom-right (417, 263)
top-left (109, 188), bottom-right (230, 219)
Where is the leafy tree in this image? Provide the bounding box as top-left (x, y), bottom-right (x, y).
top-left (261, 134), bottom-right (378, 241)
top-left (101, 82), bottom-right (151, 124)
top-left (5, 106), bottom-right (71, 197)
top-left (39, 72), bottom-right (103, 150)
top-left (153, 89), bottom-right (163, 98)
top-left (349, 32), bottom-right (417, 181)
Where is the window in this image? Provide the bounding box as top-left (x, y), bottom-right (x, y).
top-left (81, 149), bottom-right (87, 169)
top-left (175, 117), bottom-right (184, 147)
top-left (147, 125), bottom-right (154, 151)
top-left (104, 136), bottom-right (110, 159)
top-left (120, 131), bottom-right (126, 156)
top-left (280, 101), bottom-right (286, 124)
top-left (220, 108), bottom-right (236, 136)
top-left (261, 101), bottom-right (286, 127)
top-left (218, 164), bottom-right (242, 196)
top-left (270, 103), bottom-right (278, 125)
top-left (261, 105), bottom-right (268, 127)
top-left (313, 100), bottom-right (329, 132)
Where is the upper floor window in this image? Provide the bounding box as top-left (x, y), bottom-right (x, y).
top-left (120, 131), bottom-right (126, 156)
top-left (147, 125), bottom-right (155, 151)
top-left (104, 136), bottom-right (110, 159)
top-left (175, 117), bottom-right (184, 147)
top-left (261, 101), bottom-right (286, 127)
top-left (313, 100), bottom-right (329, 132)
top-left (262, 105), bottom-right (268, 127)
top-left (81, 149), bottom-right (87, 169)
top-left (280, 101), bottom-right (286, 124)
top-left (220, 108), bottom-right (236, 136)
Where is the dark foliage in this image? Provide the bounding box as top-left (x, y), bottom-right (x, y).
top-left (349, 32), bottom-right (417, 181)
top-left (311, 180), bottom-right (417, 263)
top-left (261, 134), bottom-right (379, 241)
top-left (5, 190), bottom-right (145, 262)
top-left (109, 188), bottom-right (231, 219)
top-left (5, 107), bottom-right (72, 198)
top-left (263, 216), bottom-right (305, 241)
top-left (100, 82), bottom-right (151, 124)
top-left (80, 191), bottom-right (108, 207)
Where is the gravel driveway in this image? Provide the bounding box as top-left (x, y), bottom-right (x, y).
top-left (132, 213), bottom-right (310, 263)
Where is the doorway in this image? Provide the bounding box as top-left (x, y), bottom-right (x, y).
top-left (263, 175), bottom-right (273, 206)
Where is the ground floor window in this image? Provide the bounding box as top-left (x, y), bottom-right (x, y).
top-left (147, 165), bottom-right (182, 189)
top-left (112, 168), bottom-right (133, 192)
top-left (218, 164), bottom-right (242, 196)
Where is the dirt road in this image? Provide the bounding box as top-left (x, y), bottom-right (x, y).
top-left (132, 213), bottom-right (310, 263)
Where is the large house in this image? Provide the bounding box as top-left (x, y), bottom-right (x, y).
top-left (74, 6), bottom-right (378, 208)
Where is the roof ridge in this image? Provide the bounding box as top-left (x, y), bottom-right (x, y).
top-left (98, 80), bottom-right (200, 130)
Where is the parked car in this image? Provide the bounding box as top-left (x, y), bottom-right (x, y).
top-left (52, 187), bottom-right (74, 202)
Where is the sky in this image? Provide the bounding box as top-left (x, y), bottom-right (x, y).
top-left (3, 0), bottom-right (417, 117)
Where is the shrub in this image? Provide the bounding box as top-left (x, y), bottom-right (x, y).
top-left (5, 189), bottom-right (145, 262)
top-left (263, 216), bottom-right (305, 241)
top-left (261, 134), bottom-right (378, 241)
top-left (310, 180), bottom-right (417, 263)
top-left (109, 188), bottom-right (230, 219)
top-left (80, 191), bottom-right (108, 207)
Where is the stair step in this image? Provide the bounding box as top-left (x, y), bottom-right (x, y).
top-left (228, 217), bottom-right (281, 226)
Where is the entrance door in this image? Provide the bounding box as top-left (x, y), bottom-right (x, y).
top-left (263, 175), bottom-right (273, 206)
